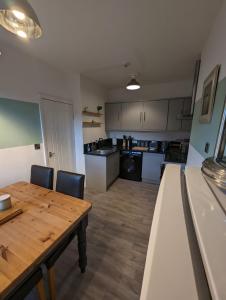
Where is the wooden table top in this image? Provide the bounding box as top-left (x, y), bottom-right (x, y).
top-left (0, 182), bottom-right (92, 298)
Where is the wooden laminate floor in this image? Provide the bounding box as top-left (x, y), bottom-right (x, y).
top-left (27, 178), bottom-right (158, 300)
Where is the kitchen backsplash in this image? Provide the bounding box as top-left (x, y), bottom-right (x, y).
top-left (107, 131), bottom-right (191, 142)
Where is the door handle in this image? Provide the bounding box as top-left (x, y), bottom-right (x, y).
top-left (49, 151), bottom-right (55, 158)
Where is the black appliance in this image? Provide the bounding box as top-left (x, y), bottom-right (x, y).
top-left (149, 140), bottom-right (160, 152)
top-left (117, 138), bottom-right (123, 149)
top-left (165, 141), bottom-right (189, 163)
top-left (98, 138), bottom-right (113, 149)
top-left (120, 150), bottom-right (143, 181)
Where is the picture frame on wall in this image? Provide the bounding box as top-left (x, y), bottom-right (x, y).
top-left (200, 64), bottom-right (220, 123)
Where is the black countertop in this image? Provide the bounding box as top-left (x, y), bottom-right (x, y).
top-left (84, 148), bottom-right (119, 157)
top-left (85, 146), bottom-right (188, 163)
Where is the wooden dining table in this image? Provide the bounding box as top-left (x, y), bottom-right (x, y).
top-left (0, 181), bottom-right (92, 299)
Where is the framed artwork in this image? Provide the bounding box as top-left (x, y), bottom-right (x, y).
top-left (200, 65), bottom-right (220, 123)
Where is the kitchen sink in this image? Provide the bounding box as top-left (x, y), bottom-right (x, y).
top-left (90, 149), bottom-right (116, 155)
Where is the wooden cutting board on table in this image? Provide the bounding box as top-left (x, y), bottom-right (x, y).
top-left (132, 146), bottom-right (149, 151)
top-left (0, 207), bottom-right (23, 225)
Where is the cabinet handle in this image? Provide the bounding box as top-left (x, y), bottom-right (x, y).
top-left (144, 112), bottom-right (146, 122)
top-left (140, 112), bottom-right (142, 123)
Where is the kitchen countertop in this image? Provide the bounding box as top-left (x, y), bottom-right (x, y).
top-left (84, 148), bottom-right (119, 157)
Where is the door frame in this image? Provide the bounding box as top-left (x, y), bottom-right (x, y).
top-left (39, 94), bottom-right (76, 171)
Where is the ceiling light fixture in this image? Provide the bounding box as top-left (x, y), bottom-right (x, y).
top-left (0, 0), bottom-right (42, 39)
top-left (17, 29), bottom-right (27, 38)
top-left (126, 75), bottom-right (141, 90)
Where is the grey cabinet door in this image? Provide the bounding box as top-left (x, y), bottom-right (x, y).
top-left (121, 102), bottom-right (143, 130)
top-left (142, 153), bottom-right (164, 184)
top-left (105, 103), bottom-right (121, 130)
top-left (143, 100), bottom-right (168, 131)
top-left (182, 98), bottom-right (192, 131)
top-left (167, 99), bottom-right (183, 131)
top-left (106, 152), bottom-right (120, 187)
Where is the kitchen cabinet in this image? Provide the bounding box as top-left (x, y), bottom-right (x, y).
top-left (106, 151), bottom-right (120, 187)
top-left (105, 103), bottom-right (121, 130)
top-left (121, 102), bottom-right (143, 131)
top-left (105, 98), bottom-right (192, 132)
top-left (167, 98), bottom-right (192, 131)
top-left (85, 151), bottom-right (120, 192)
top-left (182, 99), bottom-right (192, 131)
top-left (167, 99), bottom-right (184, 131)
top-left (143, 100), bottom-right (168, 131)
top-left (142, 153), bottom-right (164, 184)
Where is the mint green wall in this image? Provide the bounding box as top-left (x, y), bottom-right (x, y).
top-left (0, 98), bottom-right (42, 149)
top-left (190, 77), bottom-right (226, 159)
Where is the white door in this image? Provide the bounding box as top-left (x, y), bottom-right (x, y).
top-left (40, 98), bottom-right (75, 178)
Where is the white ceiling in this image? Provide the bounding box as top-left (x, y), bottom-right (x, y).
top-left (0, 0), bottom-right (223, 88)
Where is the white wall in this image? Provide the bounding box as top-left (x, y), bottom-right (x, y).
top-left (107, 80), bottom-right (193, 141)
top-left (108, 80), bottom-right (193, 102)
top-left (81, 75), bottom-right (107, 144)
top-left (0, 42), bottom-right (76, 187)
top-left (187, 0), bottom-right (226, 166)
top-left (195, 0), bottom-right (226, 101)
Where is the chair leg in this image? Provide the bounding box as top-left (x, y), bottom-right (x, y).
top-left (36, 278), bottom-right (47, 300)
top-left (48, 266), bottom-right (56, 300)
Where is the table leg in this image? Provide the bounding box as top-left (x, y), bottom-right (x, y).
top-left (77, 219), bottom-right (87, 273)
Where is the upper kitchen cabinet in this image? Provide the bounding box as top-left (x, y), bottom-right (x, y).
top-left (105, 98), bottom-right (192, 132)
top-left (181, 99), bottom-right (192, 131)
top-left (167, 99), bottom-right (183, 131)
top-left (143, 100), bottom-right (168, 131)
top-left (167, 98), bottom-right (192, 131)
top-left (121, 102), bottom-right (143, 131)
top-left (105, 103), bottom-right (121, 130)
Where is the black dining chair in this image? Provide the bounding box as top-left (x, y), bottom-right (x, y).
top-left (5, 267), bottom-right (46, 300)
top-left (56, 170), bottom-right (85, 198)
top-left (30, 165), bottom-right (54, 190)
top-left (44, 170), bottom-right (86, 300)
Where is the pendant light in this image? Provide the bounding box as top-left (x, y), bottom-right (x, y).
top-left (126, 75), bottom-right (141, 90)
top-left (0, 0), bottom-right (42, 39)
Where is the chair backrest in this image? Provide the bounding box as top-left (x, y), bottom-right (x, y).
top-left (30, 165), bottom-right (54, 190)
top-left (56, 170), bottom-right (85, 199)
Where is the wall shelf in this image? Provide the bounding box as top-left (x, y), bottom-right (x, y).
top-left (83, 121), bottom-right (102, 127)
top-left (82, 111), bottom-right (103, 117)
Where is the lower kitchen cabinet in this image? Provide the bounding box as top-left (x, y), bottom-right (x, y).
top-left (85, 151), bottom-right (120, 192)
top-left (142, 153), bottom-right (165, 184)
top-left (106, 151), bottom-right (120, 187)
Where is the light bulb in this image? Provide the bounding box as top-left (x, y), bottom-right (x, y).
top-left (126, 85), bottom-right (140, 90)
top-left (12, 10), bottom-right (25, 21)
top-left (17, 30), bottom-right (27, 38)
